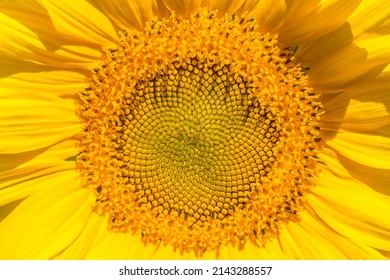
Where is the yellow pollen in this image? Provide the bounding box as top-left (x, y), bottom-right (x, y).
top-left (76, 10), bottom-right (323, 255)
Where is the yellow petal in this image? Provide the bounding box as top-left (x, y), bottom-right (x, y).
top-left (0, 1), bottom-right (96, 50)
top-left (53, 45), bottom-right (102, 69)
top-left (39, 0), bottom-right (118, 47)
top-left (357, 33), bottom-right (390, 61)
top-left (0, 199), bottom-right (23, 223)
top-left (0, 140), bottom-right (78, 206)
top-left (348, 0), bottom-right (390, 37)
top-left (309, 34), bottom-right (390, 91)
top-left (57, 214), bottom-right (289, 259)
top-left (163, 0), bottom-right (260, 20)
top-left (336, 151), bottom-right (390, 196)
top-left (296, 23), bottom-right (354, 64)
top-left (89, 0), bottom-right (168, 31)
top-left (84, 226), bottom-right (147, 259)
top-left (161, 0), bottom-right (202, 18)
top-left (0, 94), bottom-right (81, 153)
top-left (79, 221), bottom-right (288, 259)
top-left (234, 0), bottom-right (259, 16)
top-left (324, 128), bottom-right (390, 169)
top-left (255, 0), bottom-right (286, 33)
top-left (54, 214), bottom-right (106, 259)
top-left (0, 140), bottom-right (77, 174)
top-left (0, 56), bottom-right (47, 78)
top-left (311, 151), bottom-right (390, 252)
top-left (367, 16), bottom-right (390, 34)
top-left (0, 71), bottom-right (86, 98)
top-left (59, 215), bottom-right (151, 260)
top-left (282, 210), bottom-right (386, 259)
top-left (0, 178), bottom-right (94, 259)
top-left (0, 139), bottom-right (77, 173)
top-left (322, 74), bottom-right (390, 131)
top-left (298, 0), bottom-right (390, 63)
top-left (0, 165), bottom-right (78, 207)
top-left (311, 187), bottom-right (390, 253)
top-left (0, 6), bottom-right (103, 68)
top-left (0, 12), bottom-right (45, 59)
top-left (278, 0), bottom-right (360, 45)
top-left (206, 0), bottom-right (256, 17)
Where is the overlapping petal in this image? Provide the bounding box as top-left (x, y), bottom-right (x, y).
top-left (38, 0), bottom-right (118, 48)
top-left (0, 176), bottom-right (94, 259)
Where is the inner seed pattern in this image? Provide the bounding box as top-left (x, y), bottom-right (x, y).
top-left (119, 61), bottom-right (279, 222)
top-left (77, 10), bottom-right (323, 255)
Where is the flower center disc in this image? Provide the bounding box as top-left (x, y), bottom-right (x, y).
top-left (120, 60), bottom-right (279, 220)
top-left (77, 10), bottom-right (322, 254)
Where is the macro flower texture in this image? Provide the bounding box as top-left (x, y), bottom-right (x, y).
top-left (0, 0), bottom-right (389, 260)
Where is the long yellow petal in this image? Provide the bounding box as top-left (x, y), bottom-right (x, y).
top-left (0, 94), bottom-right (81, 153)
top-left (39, 0), bottom-right (118, 48)
top-left (0, 178), bottom-right (94, 259)
top-left (312, 151), bottom-right (390, 252)
top-left (0, 71), bottom-right (86, 98)
top-left (0, 139), bottom-right (77, 174)
top-left (0, 199), bottom-right (23, 223)
top-left (309, 34), bottom-right (390, 91)
top-left (0, 166), bottom-right (78, 207)
top-left (310, 192), bottom-right (390, 253)
top-left (297, 0), bottom-right (390, 60)
top-left (54, 214), bottom-right (106, 259)
top-left (282, 210), bottom-right (386, 259)
top-left (324, 128), bottom-right (390, 169)
top-left (51, 45), bottom-right (102, 69)
top-left (297, 23), bottom-right (354, 64)
top-left (255, 0), bottom-right (286, 33)
top-left (1, 8), bottom-right (102, 69)
top-left (0, 140), bottom-right (78, 206)
top-left (278, 0), bottom-right (360, 45)
top-left (335, 152), bottom-right (390, 196)
top-left (89, 0), bottom-right (169, 31)
top-left (58, 215), bottom-right (289, 259)
top-left (161, 0), bottom-right (202, 18)
top-left (321, 74), bottom-right (390, 132)
top-left (206, 0), bottom-right (255, 17)
top-left (0, 57), bottom-right (46, 78)
top-left (0, 12), bottom-right (45, 59)
top-left (348, 0), bottom-right (390, 37)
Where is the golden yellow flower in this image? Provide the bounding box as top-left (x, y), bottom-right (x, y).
top-left (0, 0), bottom-right (389, 259)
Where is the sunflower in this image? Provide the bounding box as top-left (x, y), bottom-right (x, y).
top-left (0, 0), bottom-right (389, 260)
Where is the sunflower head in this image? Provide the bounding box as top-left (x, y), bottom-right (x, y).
top-left (75, 9), bottom-right (323, 255)
top-left (0, 0), bottom-right (389, 260)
